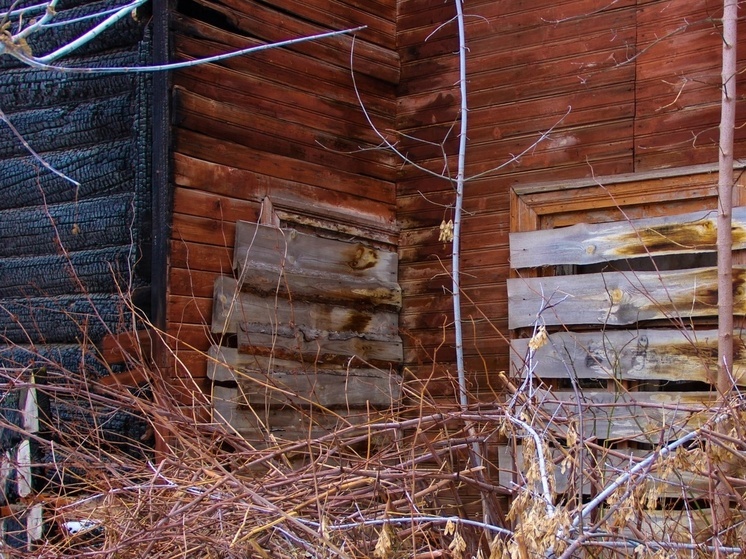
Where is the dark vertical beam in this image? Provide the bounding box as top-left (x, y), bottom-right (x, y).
top-left (151, 0), bottom-right (172, 457)
top-left (151, 0), bottom-right (171, 335)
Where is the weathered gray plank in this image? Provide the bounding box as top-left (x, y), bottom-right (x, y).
top-left (213, 385), bottom-right (394, 445)
top-left (511, 328), bottom-right (746, 383)
top-left (534, 389), bottom-right (713, 442)
top-left (208, 346), bottom-right (392, 380)
top-left (233, 221), bottom-right (398, 283)
top-left (212, 276), bottom-right (399, 338)
top-left (498, 444), bottom-right (712, 498)
top-left (208, 347), bottom-right (400, 408)
top-left (237, 326), bottom-right (403, 366)
top-left (236, 263), bottom-right (402, 309)
top-left (272, 199), bottom-right (398, 242)
top-left (510, 206), bottom-right (746, 268)
top-left (507, 266), bottom-right (746, 329)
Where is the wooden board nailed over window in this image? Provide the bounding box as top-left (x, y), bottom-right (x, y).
top-left (208, 221), bottom-right (402, 444)
top-left (508, 202), bottom-right (746, 450)
top-left (503, 198), bottom-right (746, 509)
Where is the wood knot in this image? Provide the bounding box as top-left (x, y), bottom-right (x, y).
top-left (349, 245), bottom-right (378, 270)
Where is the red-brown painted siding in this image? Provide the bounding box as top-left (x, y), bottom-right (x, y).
top-left (167, 0), bottom-right (399, 398)
top-left (165, 0), bottom-right (746, 404)
top-left (397, 0), bottom-right (746, 401)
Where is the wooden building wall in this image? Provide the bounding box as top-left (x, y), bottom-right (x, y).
top-left (0, 0), bottom-right (151, 377)
top-left (168, 0), bottom-right (399, 403)
top-left (397, 0), bottom-right (746, 402)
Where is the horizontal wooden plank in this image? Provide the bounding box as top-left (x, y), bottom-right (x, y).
top-left (173, 154), bottom-right (398, 240)
top-left (254, 0), bottom-right (396, 50)
top-left (212, 385), bottom-right (396, 445)
top-left (97, 329), bottom-right (153, 365)
top-left (510, 206), bottom-right (746, 268)
top-left (173, 17), bottom-right (396, 113)
top-left (95, 367), bottom-right (149, 390)
top-left (209, 346), bottom-right (379, 380)
top-left (208, 348), bottom-right (400, 408)
top-left (175, 68), bottom-right (388, 151)
top-left (235, 263), bottom-right (401, 309)
top-left (168, 294), bottom-right (212, 327)
top-left (212, 276), bottom-right (399, 338)
top-left (174, 130), bottom-right (395, 201)
top-left (184, 0), bottom-right (399, 84)
top-left (538, 390), bottom-right (713, 442)
top-left (169, 268), bottom-right (218, 299)
top-left (172, 185), bottom-right (259, 221)
top-left (507, 266), bottom-right (746, 329)
top-left (499, 443), bottom-right (713, 498)
top-left (511, 162), bottom-right (742, 198)
top-left (512, 328), bottom-right (746, 384)
top-left (170, 239), bottom-right (235, 274)
top-left (236, 369), bottom-right (399, 408)
top-left (164, 323), bottom-right (216, 352)
top-left (233, 221), bottom-right (398, 283)
top-left (172, 212), bottom-right (237, 248)
top-left (237, 326), bottom-right (403, 367)
top-left (174, 87), bottom-right (397, 182)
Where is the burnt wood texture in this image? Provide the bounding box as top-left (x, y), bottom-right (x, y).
top-left (0, 0), bottom-right (151, 380)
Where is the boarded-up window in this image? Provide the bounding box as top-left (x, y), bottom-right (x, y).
top-left (502, 163), bottom-right (746, 500)
top-left (208, 219), bottom-right (402, 445)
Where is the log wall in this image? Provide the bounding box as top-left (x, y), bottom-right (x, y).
top-left (168, 0), bottom-right (399, 402)
top-left (0, 1), bottom-right (151, 378)
top-left (397, 0), bottom-right (746, 401)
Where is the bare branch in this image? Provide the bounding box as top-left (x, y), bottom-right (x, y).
top-left (0, 106), bottom-right (80, 186)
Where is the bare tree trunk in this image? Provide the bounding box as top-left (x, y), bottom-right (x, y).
top-left (717, 0), bottom-right (737, 396)
top-left (715, 0), bottom-right (738, 550)
top-left (451, 0), bottom-right (504, 531)
top-left (453, 0), bottom-right (468, 411)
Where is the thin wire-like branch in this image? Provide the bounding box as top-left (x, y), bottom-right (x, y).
top-left (349, 37), bottom-right (457, 182)
top-left (464, 106), bottom-right (572, 182)
top-left (11, 25), bottom-right (367, 72)
top-left (0, 106), bottom-right (80, 186)
top-left (452, 0), bottom-right (468, 412)
top-left (37, 0), bottom-right (149, 62)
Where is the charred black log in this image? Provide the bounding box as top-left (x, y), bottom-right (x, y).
top-left (0, 52), bottom-right (138, 111)
top-left (0, 294), bottom-right (130, 344)
top-left (0, 0), bottom-right (146, 71)
top-left (0, 343), bottom-right (115, 379)
top-left (0, 193), bottom-right (135, 258)
top-left (0, 247), bottom-right (137, 298)
top-left (0, 94), bottom-right (135, 160)
top-left (0, 140), bottom-right (134, 210)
